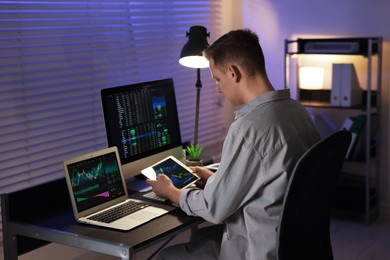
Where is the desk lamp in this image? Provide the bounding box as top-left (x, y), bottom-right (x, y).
top-left (179, 25), bottom-right (210, 145)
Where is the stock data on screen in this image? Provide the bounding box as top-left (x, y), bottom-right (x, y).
top-left (68, 152), bottom-right (124, 212)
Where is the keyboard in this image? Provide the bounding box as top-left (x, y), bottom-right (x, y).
top-left (88, 200), bottom-right (150, 223)
top-left (205, 162), bottom-right (220, 172)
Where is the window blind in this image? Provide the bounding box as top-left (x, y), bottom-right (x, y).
top-left (0, 0), bottom-right (224, 241)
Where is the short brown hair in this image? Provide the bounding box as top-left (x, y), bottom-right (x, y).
top-left (204, 29), bottom-right (267, 78)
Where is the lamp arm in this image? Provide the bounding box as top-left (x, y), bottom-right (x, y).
top-left (194, 68), bottom-right (202, 145)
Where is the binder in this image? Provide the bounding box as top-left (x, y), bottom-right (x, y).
top-left (340, 64), bottom-right (362, 107)
top-left (331, 64), bottom-right (342, 106)
top-left (331, 63), bottom-right (362, 107)
top-left (346, 114), bottom-right (366, 160)
top-left (340, 117), bottom-right (354, 131)
top-left (340, 117), bottom-right (355, 159)
top-left (351, 113), bottom-right (379, 161)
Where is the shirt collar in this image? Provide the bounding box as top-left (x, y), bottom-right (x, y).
top-left (234, 89), bottom-right (291, 120)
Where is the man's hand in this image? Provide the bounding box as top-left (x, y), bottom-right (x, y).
top-left (190, 166), bottom-right (214, 189)
top-left (146, 174), bottom-right (181, 205)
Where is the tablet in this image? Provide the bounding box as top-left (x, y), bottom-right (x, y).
top-left (141, 155), bottom-right (200, 189)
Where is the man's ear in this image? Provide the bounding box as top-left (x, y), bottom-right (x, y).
top-left (228, 65), bottom-right (242, 83)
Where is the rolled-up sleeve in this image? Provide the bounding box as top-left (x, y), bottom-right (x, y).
top-left (179, 129), bottom-right (274, 224)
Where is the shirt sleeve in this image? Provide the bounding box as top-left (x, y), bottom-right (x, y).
top-left (179, 128), bottom-right (286, 224)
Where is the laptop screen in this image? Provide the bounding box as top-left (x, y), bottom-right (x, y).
top-left (66, 150), bottom-right (126, 213)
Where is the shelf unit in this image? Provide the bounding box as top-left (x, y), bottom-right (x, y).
top-left (284, 37), bottom-right (382, 224)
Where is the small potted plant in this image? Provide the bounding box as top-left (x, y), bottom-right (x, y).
top-left (185, 143), bottom-right (203, 167)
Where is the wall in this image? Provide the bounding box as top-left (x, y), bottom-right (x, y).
top-left (221, 0), bottom-right (390, 216)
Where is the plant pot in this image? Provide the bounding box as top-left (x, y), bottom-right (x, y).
top-left (186, 159), bottom-right (203, 167)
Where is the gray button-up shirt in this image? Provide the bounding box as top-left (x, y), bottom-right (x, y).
top-left (180, 89), bottom-right (321, 260)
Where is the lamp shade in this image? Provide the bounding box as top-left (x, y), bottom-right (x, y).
top-left (299, 67), bottom-right (324, 89)
top-left (179, 26), bottom-right (210, 69)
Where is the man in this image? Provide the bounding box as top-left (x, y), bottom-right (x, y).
top-left (146, 29), bottom-right (321, 259)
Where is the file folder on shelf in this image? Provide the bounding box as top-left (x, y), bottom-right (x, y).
top-left (331, 64), bottom-right (342, 106)
top-left (331, 63), bottom-right (362, 107)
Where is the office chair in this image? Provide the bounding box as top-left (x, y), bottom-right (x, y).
top-left (276, 129), bottom-right (352, 260)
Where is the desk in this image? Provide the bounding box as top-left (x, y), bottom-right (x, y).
top-left (1, 178), bottom-right (203, 259)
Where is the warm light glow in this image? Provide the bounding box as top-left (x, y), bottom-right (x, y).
top-left (179, 56), bottom-right (209, 69)
top-left (299, 67), bottom-right (324, 89)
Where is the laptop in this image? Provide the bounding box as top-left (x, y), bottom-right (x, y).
top-left (63, 146), bottom-right (175, 231)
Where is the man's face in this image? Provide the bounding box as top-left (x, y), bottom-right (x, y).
top-left (209, 59), bottom-right (241, 106)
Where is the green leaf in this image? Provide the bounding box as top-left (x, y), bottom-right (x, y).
top-left (185, 144), bottom-right (203, 161)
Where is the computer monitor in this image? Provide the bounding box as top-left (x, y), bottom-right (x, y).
top-left (100, 78), bottom-right (183, 183)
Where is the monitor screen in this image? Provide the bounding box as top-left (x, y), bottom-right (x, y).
top-left (101, 78), bottom-right (183, 181)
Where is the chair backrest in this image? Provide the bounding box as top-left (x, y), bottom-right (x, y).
top-left (276, 129), bottom-right (352, 260)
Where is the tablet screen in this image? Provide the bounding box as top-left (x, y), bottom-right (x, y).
top-left (141, 156), bottom-right (199, 189)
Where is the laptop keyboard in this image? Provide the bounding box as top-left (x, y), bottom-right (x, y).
top-left (88, 200), bottom-right (150, 223)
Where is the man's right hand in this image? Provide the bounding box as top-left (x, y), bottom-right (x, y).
top-left (190, 166), bottom-right (214, 189)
